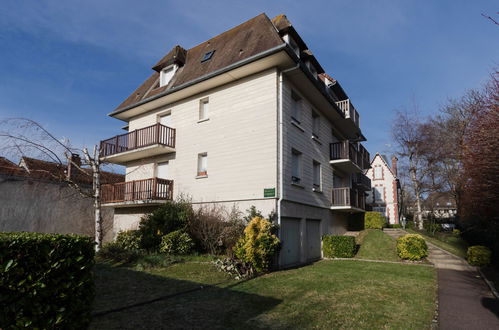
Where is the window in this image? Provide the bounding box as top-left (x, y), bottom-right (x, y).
top-left (291, 91), bottom-right (301, 123)
top-left (160, 65), bottom-right (176, 87)
top-left (199, 98), bottom-right (209, 121)
top-left (157, 161), bottom-right (169, 179)
top-left (201, 50), bottom-right (215, 62)
top-left (312, 111), bottom-right (320, 138)
top-left (373, 207), bottom-right (386, 215)
top-left (291, 149), bottom-right (302, 184)
top-left (308, 62), bottom-right (317, 79)
top-left (374, 166), bottom-right (383, 179)
top-left (313, 160), bottom-right (321, 190)
top-left (283, 34), bottom-right (300, 57)
top-left (159, 113), bottom-right (171, 127)
top-left (374, 186), bottom-right (384, 202)
top-left (197, 153), bottom-right (208, 176)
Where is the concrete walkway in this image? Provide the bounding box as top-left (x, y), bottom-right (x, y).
top-left (383, 229), bottom-right (499, 329)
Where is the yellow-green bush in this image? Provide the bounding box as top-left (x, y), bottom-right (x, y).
top-left (159, 230), bottom-right (194, 255)
top-left (322, 235), bottom-right (356, 258)
top-left (115, 230), bottom-right (141, 250)
top-left (396, 234), bottom-right (428, 261)
top-left (234, 217), bottom-right (280, 273)
top-left (364, 212), bottom-right (387, 229)
top-left (467, 245), bottom-right (491, 266)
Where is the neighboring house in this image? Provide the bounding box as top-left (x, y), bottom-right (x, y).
top-left (0, 155), bottom-right (123, 241)
top-left (365, 153), bottom-right (400, 225)
top-left (99, 13), bottom-right (371, 267)
top-left (423, 192), bottom-right (457, 221)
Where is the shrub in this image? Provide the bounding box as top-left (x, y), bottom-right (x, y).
top-left (364, 212), bottom-right (387, 229)
top-left (322, 235), bottom-right (356, 258)
top-left (188, 204), bottom-right (245, 255)
top-left (452, 229), bottom-right (461, 237)
top-left (139, 198), bottom-right (194, 251)
top-left (424, 221), bottom-right (441, 235)
top-left (467, 246), bottom-right (491, 266)
top-left (0, 232), bottom-right (94, 329)
top-left (115, 230), bottom-right (141, 250)
top-left (212, 258), bottom-right (254, 279)
top-left (387, 224), bottom-right (402, 229)
top-left (97, 242), bottom-right (142, 264)
top-left (396, 234), bottom-right (428, 261)
top-left (159, 230), bottom-right (194, 255)
top-left (135, 254), bottom-right (178, 270)
top-left (234, 217), bottom-right (280, 273)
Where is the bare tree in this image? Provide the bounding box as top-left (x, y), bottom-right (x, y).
top-left (391, 107), bottom-right (436, 229)
top-left (0, 118), bottom-right (105, 250)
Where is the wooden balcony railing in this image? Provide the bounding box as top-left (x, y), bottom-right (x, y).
top-left (353, 173), bottom-right (371, 190)
top-left (101, 178), bottom-right (173, 203)
top-left (100, 123), bottom-right (175, 158)
top-left (331, 187), bottom-right (366, 209)
top-left (330, 141), bottom-right (370, 170)
top-left (335, 99), bottom-right (360, 127)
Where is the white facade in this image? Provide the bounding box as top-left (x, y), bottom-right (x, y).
top-left (365, 154), bottom-right (399, 224)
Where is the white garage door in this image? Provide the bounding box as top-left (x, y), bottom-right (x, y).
top-left (280, 218), bottom-right (301, 267)
top-left (306, 219), bottom-right (321, 261)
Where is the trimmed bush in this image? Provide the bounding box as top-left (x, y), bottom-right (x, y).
top-left (159, 230), bottom-right (194, 255)
top-left (115, 230), bottom-right (141, 250)
top-left (387, 224), bottom-right (402, 229)
top-left (234, 217), bottom-right (280, 273)
top-left (138, 198), bottom-right (194, 251)
top-left (97, 242), bottom-right (142, 264)
top-left (364, 212), bottom-right (387, 229)
top-left (467, 246), bottom-right (491, 266)
top-left (452, 229), bottom-right (461, 237)
top-left (322, 235), bottom-right (356, 258)
top-left (396, 234), bottom-right (428, 261)
top-left (0, 232), bottom-right (94, 328)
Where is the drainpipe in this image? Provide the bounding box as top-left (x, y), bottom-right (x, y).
top-left (277, 64), bottom-right (300, 227)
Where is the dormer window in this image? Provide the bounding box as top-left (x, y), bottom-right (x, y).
top-left (283, 34), bottom-right (300, 58)
top-left (160, 65), bottom-right (177, 87)
top-left (307, 61), bottom-right (317, 79)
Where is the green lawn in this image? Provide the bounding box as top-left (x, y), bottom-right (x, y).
top-left (355, 229), bottom-right (400, 262)
top-left (92, 258), bottom-right (436, 329)
top-left (407, 228), bottom-right (468, 259)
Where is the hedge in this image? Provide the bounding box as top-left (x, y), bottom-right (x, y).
top-left (322, 235), bottom-right (356, 258)
top-left (396, 234), bottom-right (428, 261)
top-left (0, 232), bottom-right (95, 329)
top-left (467, 246), bottom-right (491, 266)
top-left (364, 212), bottom-right (387, 229)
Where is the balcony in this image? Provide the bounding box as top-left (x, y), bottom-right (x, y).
top-left (331, 187), bottom-right (366, 212)
top-left (353, 173), bottom-right (371, 191)
top-left (330, 141), bottom-right (370, 173)
top-left (101, 178), bottom-right (173, 206)
top-left (335, 99), bottom-right (360, 128)
top-left (100, 123), bottom-right (175, 164)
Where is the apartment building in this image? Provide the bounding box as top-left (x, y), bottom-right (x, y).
top-left (366, 153), bottom-right (400, 224)
top-left (99, 13), bottom-right (371, 267)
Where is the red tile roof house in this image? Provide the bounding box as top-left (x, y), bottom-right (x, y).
top-left (0, 155), bottom-right (123, 241)
top-left (99, 13), bottom-right (371, 268)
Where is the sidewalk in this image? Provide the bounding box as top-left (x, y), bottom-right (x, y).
top-left (383, 229), bottom-right (499, 329)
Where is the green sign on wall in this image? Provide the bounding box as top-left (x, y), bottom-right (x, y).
top-left (264, 188), bottom-right (276, 198)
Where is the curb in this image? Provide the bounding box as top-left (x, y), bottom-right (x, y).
top-left (324, 257), bottom-right (434, 267)
top-left (478, 268), bottom-right (499, 299)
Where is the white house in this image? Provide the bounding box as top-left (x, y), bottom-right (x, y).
top-left (99, 13), bottom-right (371, 267)
top-left (365, 153), bottom-right (400, 225)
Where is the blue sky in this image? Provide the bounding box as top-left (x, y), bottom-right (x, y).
top-left (0, 0), bottom-right (497, 158)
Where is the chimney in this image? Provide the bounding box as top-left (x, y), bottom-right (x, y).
top-left (66, 153), bottom-right (81, 181)
top-left (391, 156), bottom-right (398, 176)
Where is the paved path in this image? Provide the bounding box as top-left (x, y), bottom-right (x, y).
top-left (383, 229), bottom-right (499, 329)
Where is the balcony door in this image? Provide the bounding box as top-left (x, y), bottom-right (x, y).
top-left (159, 113), bottom-right (172, 128)
top-left (156, 161), bottom-right (169, 199)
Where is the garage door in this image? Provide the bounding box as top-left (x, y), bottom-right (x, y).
top-left (306, 219), bottom-right (321, 261)
top-left (280, 218), bottom-right (301, 267)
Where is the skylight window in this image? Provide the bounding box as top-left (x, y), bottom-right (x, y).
top-left (201, 50), bottom-right (215, 62)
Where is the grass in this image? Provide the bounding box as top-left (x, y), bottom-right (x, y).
top-left (92, 257), bottom-right (436, 329)
top-left (407, 228), bottom-right (468, 259)
top-left (355, 229), bottom-right (400, 262)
